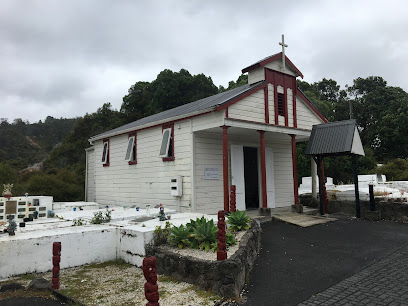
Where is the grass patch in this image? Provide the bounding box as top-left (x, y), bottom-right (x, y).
top-left (196, 288), bottom-right (220, 300)
top-left (158, 275), bottom-right (181, 284)
top-left (179, 284), bottom-right (196, 293)
top-left (84, 259), bottom-right (130, 269)
top-left (158, 289), bottom-right (167, 298)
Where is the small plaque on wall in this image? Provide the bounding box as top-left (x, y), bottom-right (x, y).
top-left (204, 167), bottom-right (219, 180)
top-left (5, 201), bottom-right (17, 214)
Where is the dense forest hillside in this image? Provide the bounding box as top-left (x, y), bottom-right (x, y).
top-left (0, 116), bottom-right (77, 169)
top-left (1, 69), bottom-right (407, 201)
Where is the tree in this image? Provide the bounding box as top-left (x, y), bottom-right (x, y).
top-left (121, 69), bottom-right (218, 122)
top-left (219, 74), bottom-right (248, 92)
top-left (347, 77), bottom-right (408, 161)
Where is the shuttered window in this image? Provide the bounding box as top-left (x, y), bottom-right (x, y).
top-left (277, 93), bottom-right (285, 116)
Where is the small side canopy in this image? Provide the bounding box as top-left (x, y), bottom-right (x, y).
top-left (306, 119), bottom-right (365, 157)
top-left (305, 119), bottom-right (365, 218)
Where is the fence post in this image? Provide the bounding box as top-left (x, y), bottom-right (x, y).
top-left (230, 185), bottom-right (236, 213)
top-left (217, 210), bottom-right (227, 261)
top-left (369, 184), bottom-right (375, 211)
top-left (52, 242), bottom-right (61, 290)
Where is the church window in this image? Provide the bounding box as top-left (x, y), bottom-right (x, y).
top-left (101, 140), bottom-right (110, 166)
top-left (160, 124), bottom-right (174, 161)
top-left (277, 93), bottom-right (285, 116)
top-left (125, 133), bottom-right (137, 165)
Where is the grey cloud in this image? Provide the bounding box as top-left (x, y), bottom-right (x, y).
top-left (1, 0), bottom-right (407, 122)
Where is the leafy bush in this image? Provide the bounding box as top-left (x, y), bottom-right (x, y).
top-left (377, 159), bottom-right (408, 181)
top-left (189, 218), bottom-right (218, 252)
top-left (90, 210), bottom-right (111, 224)
top-left (169, 224), bottom-right (191, 249)
top-left (153, 221), bottom-right (172, 245)
top-left (72, 218), bottom-right (87, 226)
top-left (227, 210), bottom-right (251, 232)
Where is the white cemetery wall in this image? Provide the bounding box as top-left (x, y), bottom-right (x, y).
top-left (0, 226), bottom-right (118, 279)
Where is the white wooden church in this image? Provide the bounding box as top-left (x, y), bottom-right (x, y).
top-left (85, 45), bottom-right (327, 214)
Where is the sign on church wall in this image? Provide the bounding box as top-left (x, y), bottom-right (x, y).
top-left (204, 167), bottom-right (219, 180)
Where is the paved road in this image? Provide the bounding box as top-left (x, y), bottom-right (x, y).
top-left (234, 217), bottom-right (408, 305)
top-left (299, 244), bottom-right (408, 305)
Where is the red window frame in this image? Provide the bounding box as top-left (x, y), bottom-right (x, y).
top-left (162, 123), bottom-right (175, 162)
top-left (128, 132), bottom-right (137, 165)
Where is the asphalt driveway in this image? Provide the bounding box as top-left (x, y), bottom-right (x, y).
top-left (237, 217), bottom-right (408, 305)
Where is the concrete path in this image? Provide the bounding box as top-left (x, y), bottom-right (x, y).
top-left (248, 207), bottom-right (337, 227)
top-left (230, 217), bottom-right (408, 305)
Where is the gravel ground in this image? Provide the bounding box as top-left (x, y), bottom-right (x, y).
top-left (160, 231), bottom-right (246, 261)
top-left (0, 231), bottom-right (247, 305)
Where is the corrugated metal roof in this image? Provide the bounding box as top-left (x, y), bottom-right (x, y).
top-left (306, 119), bottom-right (364, 156)
top-left (90, 81), bottom-right (266, 141)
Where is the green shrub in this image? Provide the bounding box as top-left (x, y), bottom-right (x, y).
top-left (153, 221), bottom-right (172, 245)
top-left (227, 210), bottom-right (251, 232)
top-left (189, 218), bottom-right (217, 252)
top-left (90, 211), bottom-right (111, 224)
top-left (211, 231), bottom-right (237, 252)
top-left (169, 224), bottom-right (191, 249)
top-left (72, 218), bottom-right (87, 226)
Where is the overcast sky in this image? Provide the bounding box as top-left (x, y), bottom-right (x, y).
top-left (1, 0), bottom-right (407, 123)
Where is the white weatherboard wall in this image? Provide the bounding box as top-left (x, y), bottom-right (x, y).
top-left (273, 138), bottom-right (295, 207)
top-left (228, 89), bottom-right (265, 123)
top-left (268, 84), bottom-right (275, 120)
top-left (86, 149), bottom-right (96, 202)
top-left (296, 96), bottom-right (324, 129)
top-left (248, 67), bottom-right (264, 85)
top-left (265, 62), bottom-right (297, 77)
top-left (93, 120), bottom-right (192, 212)
top-left (194, 132), bottom-right (224, 214)
top-left (287, 88), bottom-right (294, 127)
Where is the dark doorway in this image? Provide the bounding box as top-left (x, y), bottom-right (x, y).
top-left (244, 147), bottom-right (259, 209)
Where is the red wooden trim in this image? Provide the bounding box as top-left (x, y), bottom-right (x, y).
top-left (225, 107), bottom-right (229, 118)
top-left (103, 138), bottom-right (110, 167)
top-left (242, 53), bottom-right (304, 78)
top-left (222, 126), bottom-right (230, 212)
top-left (274, 84), bottom-right (279, 125)
top-left (264, 86), bottom-right (269, 124)
top-left (291, 135), bottom-right (299, 205)
top-left (258, 130), bottom-right (267, 208)
top-left (284, 87), bottom-right (288, 126)
top-left (224, 117), bottom-right (312, 132)
top-left (128, 132), bottom-right (137, 165)
top-left (217, 82), bottom-right (267, 111)
top-left (296, 90), bottom-right (329, 123)
top-left (293, 78), bottom-right (297, 128)
top-left (162, 123), bottom-right (175, 162)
